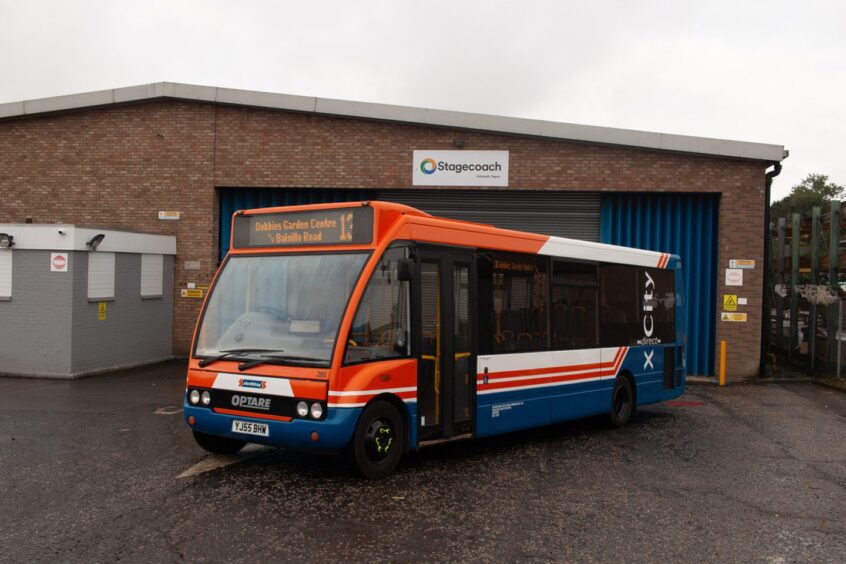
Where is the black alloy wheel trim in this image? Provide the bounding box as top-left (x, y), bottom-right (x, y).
top-left (364, 417), bottom-right (395, 463)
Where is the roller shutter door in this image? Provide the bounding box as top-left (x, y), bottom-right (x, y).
top-left (376, 190), bottom-right (600, 242)
top-left (600, 192), bottom-right (719, 377)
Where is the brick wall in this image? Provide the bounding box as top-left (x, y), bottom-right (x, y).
top-left (0, 100), bottom-right (767, 379)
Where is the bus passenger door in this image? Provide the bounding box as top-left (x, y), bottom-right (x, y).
top-left (416, 249), bottom-right (476, 442)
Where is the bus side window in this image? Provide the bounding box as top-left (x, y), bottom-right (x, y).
top-left (599, 264), bottom-right (639, 346)
top-left (477, 255), bottom-right (492, 355)
top-left (344, 247), bottom-right (411, 364)
top-left (642, 268), bottom-right (675, 343)
top-left (599, 265), bottom-right (676, 346)
top-left (551, 260), bottom-right (598, 350)
top-left (481, 252), bottom-right (548, 354)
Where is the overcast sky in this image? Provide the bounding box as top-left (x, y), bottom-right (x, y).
top-left (2, 0), bottom-right (844, 200)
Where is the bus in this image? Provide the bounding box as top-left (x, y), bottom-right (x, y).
top-left (184, 201), bottom-right (685, 478)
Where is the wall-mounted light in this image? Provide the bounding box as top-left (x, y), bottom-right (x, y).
top-left (87, 233), bottom-right (105, 251)
top-left (0, 233), bottom-right (13, 248)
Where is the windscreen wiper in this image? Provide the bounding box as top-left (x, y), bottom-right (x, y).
top-left (237, 354), bottom-right (326, 371)
top-left (197, 348), bottom-right (284, 368)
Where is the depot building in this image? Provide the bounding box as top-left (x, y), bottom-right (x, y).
top-left (0, 83), bottom-right (786, 380)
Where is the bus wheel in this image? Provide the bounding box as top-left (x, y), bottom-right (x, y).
top-left (193, 430), bottom-right (246, 455)
top-left (609, 376), bottom-right (634, 428)
top-left (350, 400), bottom-right (405, 479)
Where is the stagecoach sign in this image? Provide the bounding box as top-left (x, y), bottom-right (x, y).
top-left (412, 150), bottom-right (509, 186)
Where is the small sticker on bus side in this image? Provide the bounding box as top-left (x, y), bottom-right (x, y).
top-left (492, 401), bottom-right (524, 418)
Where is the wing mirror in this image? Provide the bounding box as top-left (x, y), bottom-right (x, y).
top-left (394, 329), bottom-right (408, 353)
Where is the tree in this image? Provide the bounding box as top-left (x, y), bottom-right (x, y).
top-left (771, 173), bottom-right (845, 219)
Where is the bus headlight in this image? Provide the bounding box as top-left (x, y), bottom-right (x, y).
top-left (296, 401), bottom-right (309, 417)
top-left (189, 389), bottom-right (200, 405)
top-left (201, 391), bottom-right (211, 406)
top-left (310, 402), bottom-right (323, 419)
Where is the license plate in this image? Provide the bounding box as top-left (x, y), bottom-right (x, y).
top-left (231, 420), bottom-right (269, 437)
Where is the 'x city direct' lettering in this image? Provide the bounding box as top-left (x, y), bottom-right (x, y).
top-left (643, 349), bottom-right (654, 370)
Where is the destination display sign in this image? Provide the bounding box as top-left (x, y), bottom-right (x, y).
top-left (232, 207), bottom-right (373, 248)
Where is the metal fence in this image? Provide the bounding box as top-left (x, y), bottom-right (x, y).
top-left (767, 201), bottom-right (846, 377)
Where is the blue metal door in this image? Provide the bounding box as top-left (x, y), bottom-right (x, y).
top-left (600, 193), bottom-right (719, 376)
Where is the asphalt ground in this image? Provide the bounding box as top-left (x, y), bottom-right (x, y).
top-left (1, 361), bottom-right (845, 563)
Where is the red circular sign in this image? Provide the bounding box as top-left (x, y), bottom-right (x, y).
top-left (52, 254), bottom-right (67, 270)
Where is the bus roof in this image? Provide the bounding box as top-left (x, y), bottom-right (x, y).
top-left (231, 201), bottom-right (678, 269)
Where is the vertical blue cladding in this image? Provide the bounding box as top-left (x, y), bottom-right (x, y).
top-left (218, 188), bottom-right (375, 261)
top-left (600, 193), bottom-right (719, 376)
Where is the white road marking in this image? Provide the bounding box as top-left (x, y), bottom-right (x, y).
top-left (154, 406), bottom-right (182, 415)
top-left (177, 444), bottom-right (273, 479)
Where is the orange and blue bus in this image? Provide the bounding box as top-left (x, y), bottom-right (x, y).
top-left (184, 201), bottom-right (685, 478)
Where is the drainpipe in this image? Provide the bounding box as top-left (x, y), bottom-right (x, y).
top-left (760, 160), bottom-right (783, 378)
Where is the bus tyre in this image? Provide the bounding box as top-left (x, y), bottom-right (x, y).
top-left (350, 400), bottom-right (405, 479)
top-left (193, 430), bottom-right (246, 455)
top-left (609, 376), bottom-right (634, 428)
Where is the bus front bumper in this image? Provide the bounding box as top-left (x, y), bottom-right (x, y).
top-left (184, 404), bottom-right (362, 450)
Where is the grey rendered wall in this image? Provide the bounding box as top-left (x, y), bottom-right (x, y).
top-left (70, 253), bottom-right (174, 375)
top-left (0, 250), bottom-right (73, 376)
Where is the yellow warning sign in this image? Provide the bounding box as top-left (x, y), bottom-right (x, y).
top-left (98, 302), bottom-right (107, 320)
top-left (729, 259), bottom-right (755, 269)
top-left (721, 312), bottom-right (747, 322)
top-left (723, 294), bottom-right (738, 312)
top-left (181, 289), bottom-right (204, 298)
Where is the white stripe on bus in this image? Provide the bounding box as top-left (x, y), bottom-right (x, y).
top-left (329, 398), bottom-right (417, 408)
top-left (538, 237), bottom-right (666, 269)
top-left (328, 386), bottom-right (417, 396)
top-left (478, 376), bottom-right (607, 395)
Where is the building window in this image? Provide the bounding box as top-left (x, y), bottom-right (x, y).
top-left (0, 249), bottom-right (11, 300)
top-left (551, 260), bottom-right (598, 349)
top-left (478, 252), bottom-right (548, 354)
top-left (140, 254), bottom-right (164, 298)
top-left (88, 252), bottom-right (115, 300)
top-left (344, 247), bottom-right (411, 364)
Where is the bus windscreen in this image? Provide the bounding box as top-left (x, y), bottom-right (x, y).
top-left (232, 206), bottom-right (374, 248)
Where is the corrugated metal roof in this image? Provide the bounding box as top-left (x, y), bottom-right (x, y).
top-left (0, 82), bottom-right (786, 162)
